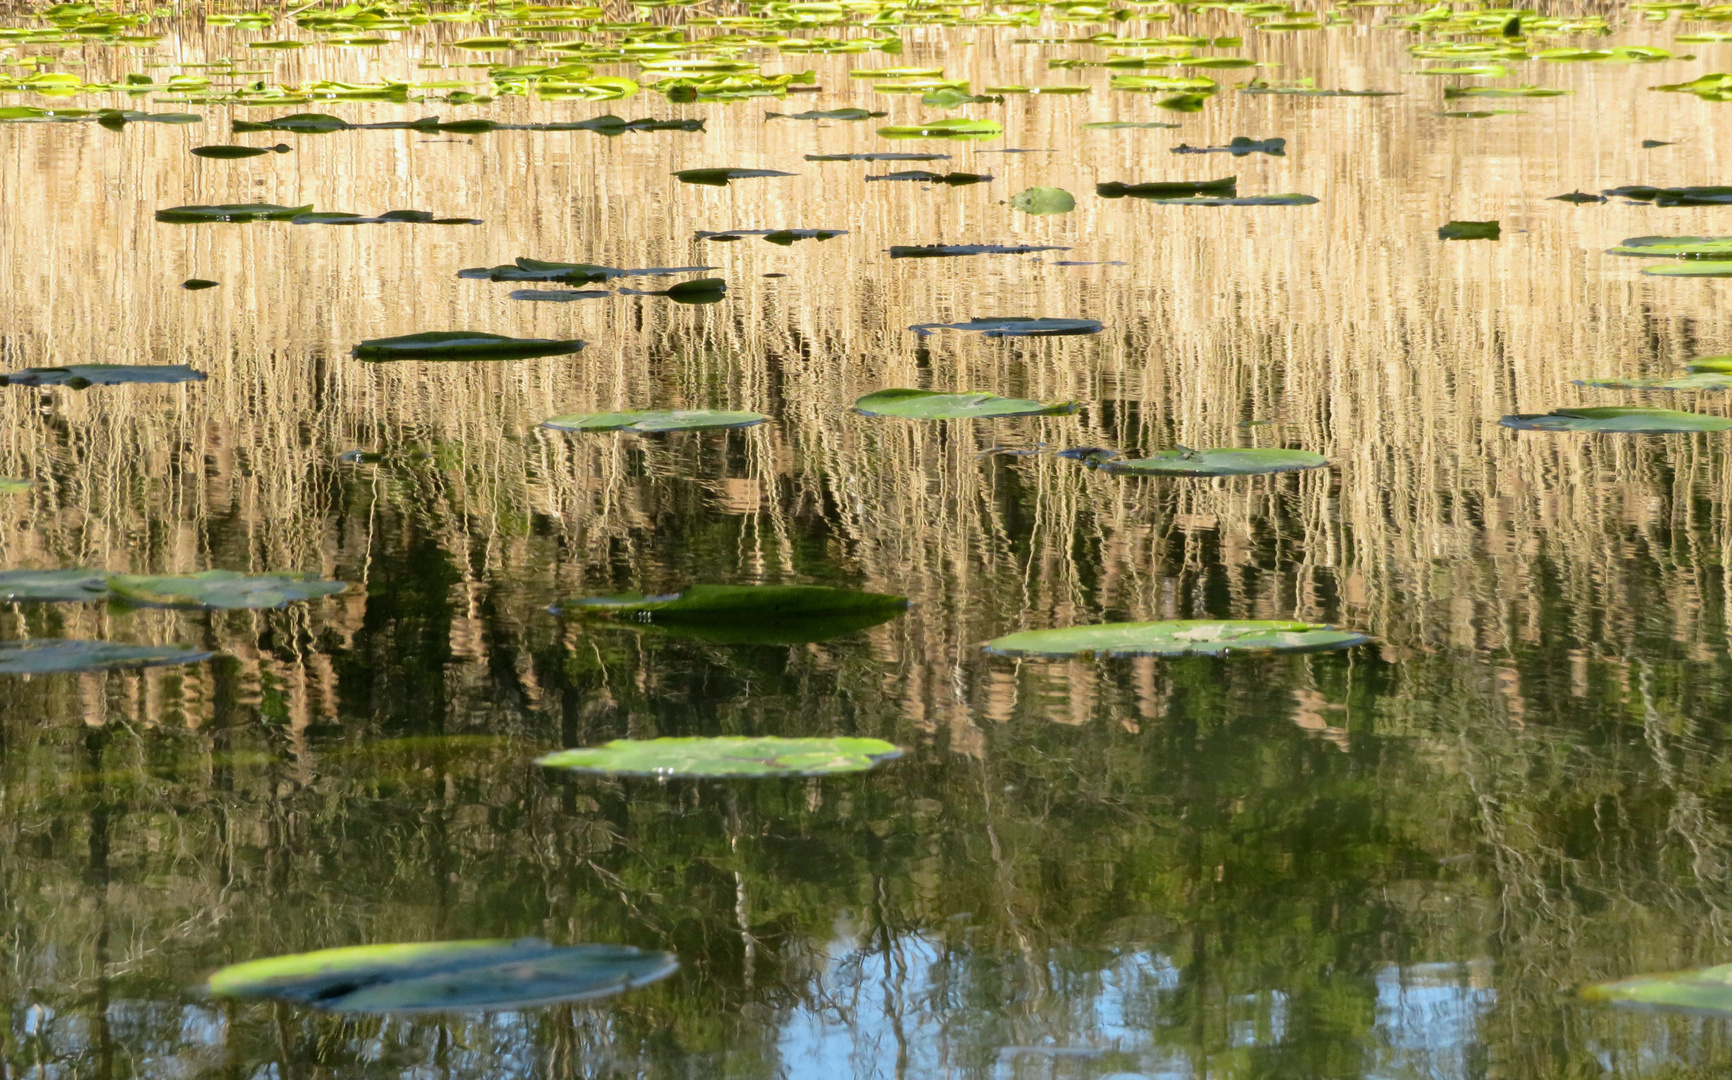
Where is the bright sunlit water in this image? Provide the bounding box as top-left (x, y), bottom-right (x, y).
top-left (5, 1), bottom-right (1732, 1076)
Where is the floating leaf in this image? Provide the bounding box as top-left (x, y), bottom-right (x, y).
top-left (190, 144), bottom-right (290, 158)
top-left (155, 203), bottom-right (313, 222)
top-left (0, 479), bottom-right (28, 494)
top-left (674, 167), bottom-right (794, 186)
top-left (1439, 220), bottom-right (1500, 241)
top-left (538, 737), bottom-right (902, 777)
top-left (618, 278), bottom-right (727, 303)
top-left (877, 117), bottom-right (1002, 139)
top-left (889, 243), bottom-right (1067, 258)
top-left (508, 289), bottom-right (610, 302)
top-left (865, 170), bottom-right (992, 185)
top-left (459, 258), bottom-right (713, 283)
top-left (0, 639), bottom-right (213, 674)
top-left (0, 364), bottom-right (206, 388)
top-left (1583, 965), bottom-right (1732, 1014)
top-left (1171, 136), bottom-right (1284, 156)
top-left (1010, 186), bottom-right (1075, 214)
top-left (1082, 120), bottom-right (1180, 128)
top-left (855, 388), bottom-right (1079, 418)
top-left (983, 619), bottom-right (1369, 658)
top-left (696, 228), bottom-right (845, 244)
top-left (1135, 193), bottom-right (1316, 206)
top-left (907, 317), bottom-right (1103, 338)
top-left (542, 410), bottom-right (767, 433)
top-left (553, 583), bottom-right (908, 644)
top-left (765, 107), bottom-right (886, 120)
top-left (806, 151), bottom-right (951, 161)
top-left (1641, 262), bottom-right (1732, 278)
top-left (207, 940), bottom-right (678, 1013)
top-left (1605, 185), bottom-right (1732, 207)
top-left (1097, 177), bottom-right (1236, 198)
top-left (1239, 80), bottom-right (1399, 96)
top-left (0, 569), bottom-right (110, 603)
top-left (182, 278), bottom-right (219, 290)
top-left (1575, 372), bottom-right (1732, 391)
top-left (291, 210), bottom-right (481, 225)
top-left (1444, 85), bottom-right (1569, 98)
top-left (1607, 236), bottom-right (1732, 258)
top-left (1551, 191), bottom-right (1607, 204)
top-left (1500, 407), bottom-right (1732, 433)
top-left (107, 570), bottom-right (347, 610)
top-left (1100, 448), bottom-right (1328, 476)
top-left (353, 332), bottom-right (585, 361)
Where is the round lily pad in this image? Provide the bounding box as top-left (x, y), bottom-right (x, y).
top-left (107, 570), bottom-right (347, 610)
top-left (1583, 964), bottom-right (1732, 1014)
top-left (537, 736), bottom-right (904, 777)
top-left (542, 410), bottom-right (767, 433)
top-left (206, 939), bottom-right (678, 1013)
top-left (1009, 186), bottom-right (1075, 214)
top-left (1101, 448), bottom-right (1327, 476)
top-left (855, 389), bottom-right (1079, 419)
top-left (982, 619), bottom-right (1370, 658)
top-left (352, 332), bottom-right (586, 361)
top-left (1499, 407), bottom-right (1732, 433)
top-left (0, 639), bottom-right (213, 674)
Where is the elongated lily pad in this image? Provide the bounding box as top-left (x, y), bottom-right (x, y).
top-left (1101, 448), bottom-right (1328, 476)
top-left (877, 118), bottom-right (1002, 140)
top-left (908, 317), bottom-right (1103, 338)
top-left (1500, 407), bottom-right (1732, 433)
top-left (865, 170), bottom-right (992, 185)
top-left (1444, 86), bottom-right (1569, 99)
top-left (1010, 186), bottom-right (1075, 214)
top-left (154, 203), bottom-right (313, 223)
top-left (1097, 177), bottom-right (1235, 198)
top-left (182, 278), bottom-right (219, 290)
top-left (1576, 372), bottom-right (1732, 391)
top-left (1551, 191), bottom-right (1607, 204)
top-left (0, 365), bottom-right (206, 388)
top-left (0, 639), bottom-right (213, 674)
top-left (0, 569), bottom-right (110, 603)
top-left (983, 619), bottom-right (1369, 658)
top-left (618, 279), bottom-right (727, 303)
top-left (889, 244), bottom-right (1067, 258)
top-left (206, 940), bottom-right (678, 1013)
top-left (674, 167), bottom-right (794, 186)
top-left (1138, 193), bottom-right (1316, 206)
top-left (696, 228), bottom-right (845, 244)
top-left (1605, 186), bottom-right (1732, 207)
top-left (0, 479), bottom-right (28, 494)
top-left (855, 388), bottom-right (1079, 419)
top-left (353, 332), bottom-right (585, 361)
top-left (458, 258), bottom-right (713, 283)
top-left (1083, 120), bottom-right (1181, 129)
top-left (542, 410), bottom-right (766, 433)
top-left (1607, 236), bottom-right (1732, 258)
top-left (1439, 220), bottom-right (1500, 241)
top-left (292, 210), bottom-right (481, 225)
top-left (1642, 262), bottom-right (1732, 278)
top-left (1583, 965), bottom-right (1732, 1014)
top-left (509, 289), bottom-right (610, 302)
top-left (806, 152), bottom-right (951, 161)
top-left (766, 108), bottom-right (886, 120)
top-left (554, 584), bottom-right (908, 622)
top-left (190, 144), bottom-right (290, 158)
top-left (1172, 136), bottom-right (1285, 156)
top-left (537, 736), bottom-right (903, 778)
top-left (107, 570), bottom-right (346, 610)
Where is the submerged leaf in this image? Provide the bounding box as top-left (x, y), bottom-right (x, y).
top-left (855, 388), bottom-right (1079, 418)
top-left (459, 258), bottom-right (713, 283)
top-left (0, 365), bottom-right (205, 387)
top-left (353, 332), bottom-right (585, 361)
top-left (1100, 448), bottom-right (1328, 476)
top-left (907, 317), bottom-right (1103, 338)
top-left (1583, 965), bottom-right (1732, 1014)
top-left (107, 570), bottom-right (347, 610)
top-left (541, 410), bottom-right (767, 433)
top-left (765, 108), bottom-right (886, 120)
top-left (207, 940), bottom-right (678, 1013)
top-left (1500, 407), bottom-right (1732, 433)
top-left (0, 639), bottom-right (213, 674)
top-left (537, 736), bottom-right (903, 778)
top-left (983, 619), bottom-right (1369, 658)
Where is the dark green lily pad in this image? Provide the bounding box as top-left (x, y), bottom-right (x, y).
top-left (1583, 964), bottom-right (1732, 1014)
top-left (154, 203), bottom-right (313, 223)
top-left (182, 278), bottom-right (219, 290)
top-left (291, 210), bottom-right (481, 225)
top-left (1500, 407), bottom-right (1732, 433)
top-left (674, 167), bottom-right (795, 186)
top-left (0, 365), bottom-right (206, 388)
top-left (618, 279), bottom-right (727, 303)
top-left (458, 258), bottom-right (713, 283)
top-left (0, 639), bottom-right (213, 674)
top-left (1440, 220), bottom-right (1500, 241)
top-left (1604, 185), bottom-right (1732, 207)
top-left (206, 940), bottom-right (678, 1013)
top-left (107, 570), bottom-right (347, 610)
top-left (888, 244), bottom-right (1067, 258)
top-left (0, 569), bottom-right (111, 603)
top-left (1097, 177), bottom-right (1236, 198)
top-left (806, 152), bottom-right (951, 161)
top-left (1551, 191), bottom-right (1607, 203)
top-left (553, 583), bottom-right (908, 623)
top-left (765, 108), bottom-right (886, 119)
top-left (865, 171), bottom-right (991, 185)
top-left (353, 332), bottom-right (585, 361)
top-left (1137, 193), bottom-right (1317, 206)
top-left (1444, 86), bottom-right (1569, 98)
top-left (541, 409), bottom-right (767, 433)
top-left (983, 619), bottom-right (1369, 658)
top-left (1172, 136), bottom-right (1285, 156)
top-left (190, 143), bottom-right (291, 158)
top-left (907, 317), bottom-right (1103, 338)
top-left (508, 288), bottom-right (610, 301)
top-left (537, 736), bottom-right (903, 778)
top-left (1009, 186), bottom-right (1076, 214)
top-left (855, 388), bottom-right (1079, 419)
top-left (1100, 447), bottom-right (1328, 476)
top-left (696, 229), bottom-right (845, 244)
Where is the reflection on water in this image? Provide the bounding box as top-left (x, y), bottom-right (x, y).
top-left (5, 0), bottom-right (1732, 1075)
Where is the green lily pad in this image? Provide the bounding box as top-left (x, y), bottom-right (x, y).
top-left (0, 639), bottom-right (213, 674)
top-left (553, 583), bottom-right (908, 622)
top-left (1642, 262), bottom-right (1732, 278)
top-left (855, 388), bottom-right (1079, 419)
top-left (107, 570), bottom-right (347, 610)
top-left (182, 278), bottom-right (219, 290)
top-left (1500, 407), bottom-right (1732, 433)
top-left (206, 940), bottom-right (678, 1013)
top-left (154, 203), bottom-right (313, 222)
top-left (906, 317), bottom-right (1103, 338)
top-left (291, 210), bottom-right (481, 225)
top-left (541, 409), bottom-right (767, 433)
top-left (765, 108), bottom-right (886, 120)
top-left (1101, 448), bottom-right (1328, 476)
top-left (0, 365), bottom-right (206, 388)
top-left (695, 229), bottom-right (845, 244)
top-left (805, 152), bottom-right (952, 161)
top-left (1444, 85), bottom-right (1569, 98)
top-left (1583, 964), bottom-right (1732, 1014)
top-left (458, 258), bottom-right (713, 283)
top-left (1010, 186), bottom-right (1075, 214)
top-left (1083, 120), bottom-right (1181, 129)
top-left (1135, 193), bottom-right (1317, 206)
top-left (0, 479), bottom-right (28, 494)
top-left (0, 569), bottom-right (110, 603)
top-left (1605, 186), bottom-right (1732, 207)
top-left (353, 332), bottom-right (585, 361)
top-left (1576, 372), bottom-right (1732, 391)
top-left (1551, 191), bottom-right (1607, 203)
top-left (1439, 220), bottom-right (1500, 241)
top-left (537, 736), bottom-right (903, 777)
top-left (983, 619), bottom-right (1369, 658)
top-left (877, 118), bottom-right (1003, 139)
top-left (1606, 236), bottom-right (1732, 258)
top-left (618, 279), bottom-right (728, 303)
top-left (674, 167), bottom-right (794, 186)
top-left (1172, 136), bottom-right (1285, 156)
top-left (190, 143), bottom-right (290, 158)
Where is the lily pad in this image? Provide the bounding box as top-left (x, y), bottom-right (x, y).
top-left (1097, 177), bottom-right (1236, 198)
top-left (1499, 407), bottom-right (1732, 433)
top-left (508, 289), bottom-right (610, 302)
top-left (1136, 194), bottom-right (1316, 206)
top-left (1010, 186), bottom-right (1075, 214)
top-left (877, 118), bottom-right (1002, 140)
top-left (0, 569), bottom-right (110, 603)
top-left (1444, 86), bottom-right (1569, 98)
top-left (1439, 220), bottom-right (1500, 241)
top-left (537, 736), bottom-right (903, 778)
top-left (0, 365), bottom-right (206, 388)
top-left (1551, 191), bottom-right (1607, 204)
top-left (1582, 965), bottom-right (1732, 1014)
top-left (618, 279), bottom-right (727, 303)
top-left (1171, 136), bottom-right (1284, 156)
top-left (1604, 186), bottom-right (1732, 207)
top-left (154, 203), bottom-right (313, 222)
top-left (542, 410), bottom-right (767, 433)
top-left (1642, 262), bottom-right (1732, 278)
top-left (696, 228), bottom-right (845, 244)
top-left (865, 171), bottom-right (991, 185)
top-left (983, 619), bottom-right (1369, 658)
top-left (674, 167), bottom-right (794, 186)
top-left (805, 152), bottom-right (951, 161)
top-left (458, 258), bottom-right (713, 283)
top-left (206, 940), bottom-right (678, 1013)
top-left (1083, 120), bottom-right (1181, 128)
top-left (1099, 448), bottom-right (1328, 476)
top-left (554, 583), bottom-right (908, 622)
top-left (907, 317), bottom-right (1103, 338)
top-left (1575, 372), bottom-right (1732, 391)
top-left (182, 278), bottom-right (219, 290)
top-left (855, 388), bottom-right (1079, 419)
top-left (888, 244), bottom-right (1066, 258)
top-left (190, 144), bottom-right (290, 158)
top-left (1607, 236), bottom-right (1732, 258)
top-left (765, 108), bottom-right (886, 120)
top-left (107, 570), bottom-right (347, 610)
top-left (291, 210), bottom-right (481, 225)
top-left (353, 332), bottom-right (585, 361)
top-left (0, 639), bottom-right (213, 674)
top-left (0, 479), bottom-right (28, 494)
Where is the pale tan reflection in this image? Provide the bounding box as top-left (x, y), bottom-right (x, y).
top-left (0, 10), bottom-right (1723, 741)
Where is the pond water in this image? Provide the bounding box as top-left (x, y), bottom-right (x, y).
top-left (5, 1), bottom-right (1732, 1076)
